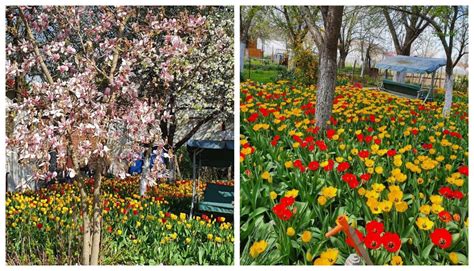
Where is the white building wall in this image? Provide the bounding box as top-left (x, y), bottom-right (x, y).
top-left (256, 38), bottom-right (287, 57)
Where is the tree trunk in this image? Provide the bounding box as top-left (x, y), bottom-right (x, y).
top-left (315, 7), bottom-right (344, 130)
top-left (288, 50), bottom-right (296, 71)
top-left (338, 51), bottom-right (348, 69)
top-left (174, 155), bottom-right (182, 180)
top-left (90, 164), bottom-right (103, 265)
top-left (351, 60), bottom-right (357, 82)
top-left (442, 71), bottom-right (454, 117)
top-left (362, 46), bottom-right (371, 76)
top-left (240, 41), bottom-right (246, 74)
top-left (78, 178), bottom-right (91, 265)
top-left (140, 148), bottom-right (152, 196)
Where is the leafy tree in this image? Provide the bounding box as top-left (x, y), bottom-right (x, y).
top-left (354, 7), bottom-right (386, 77)
top-left (240, 6), bottom-right (262, 72)
top-left (271, 6), bottom-right (309, 69)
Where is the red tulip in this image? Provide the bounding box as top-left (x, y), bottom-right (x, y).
top-left (247, 113), bottom-right (259, 122)
top-left (458, 165), bottom-right (468, 176)
top-left (430, 228), bottom-right (452, 249)
top-left (438, 211), bottom-right (452, 223)
top-left (337, 162), bottom-right (350, 172)
top-left (387, 149), bottom-right (397, 157)
top-left (366, 220), bottom-right (384, 235)
top-left (364, 233), bottom-right (382, 250)
top-left (382, 232), bottom-right (401, 253)
top-left (308, 161), bottom-right (319, 171)
top-left (280, 197), bottom-right (295, 207)
top-left (358, 150), bottom-right (370, 159)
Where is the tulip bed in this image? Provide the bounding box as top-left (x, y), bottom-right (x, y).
top-left (240, 80), bottom-right (468, 265)
top-left (6, 177), bottom-right (234, 265)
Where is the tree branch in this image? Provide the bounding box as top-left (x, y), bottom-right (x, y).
top-left (383, 7), bottom-right (402, 53)
top-left (298, 6), bottom-right (324, 51)
top-left (18, 8), bottom-right (54, 84)
top-left (173, 109), bottom-right (221, 151)
top-left (108, 13), bottom-right (131, 84)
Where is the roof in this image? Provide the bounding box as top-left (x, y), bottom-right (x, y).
top-left (186, 131), bottom-right (234, 168)
top-left (375, 55), bottom-right (447, 74)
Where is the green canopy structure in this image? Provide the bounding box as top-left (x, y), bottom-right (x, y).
top-left (187, 131), bottom-right (234, 218)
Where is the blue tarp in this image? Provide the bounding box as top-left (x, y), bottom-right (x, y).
top-left (375, 55), bottom-right (446, 74)
top-left (128, 153), bottom-right (158, 175)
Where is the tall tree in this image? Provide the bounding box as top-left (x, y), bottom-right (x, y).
top-left (240, 6), bottom-right (261, 73)
top-left (158, 7), bottom-right (234, 154)
top-left (300, 6), bottom-right (344, 129)
top-left (354, 7), bottom-right (385, 77)
top-left (383, 6), bottom-right (433, 81)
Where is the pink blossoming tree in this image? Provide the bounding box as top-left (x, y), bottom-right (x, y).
top-left (6, 6), bottom-right (233, 265)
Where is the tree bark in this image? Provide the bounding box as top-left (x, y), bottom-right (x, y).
top-left (240, 42), bottom-right (246, 73)
top-left (362, 46), bottom-right (372, 76)
top-left (89, 162), bottom-right (103, 265)
top-left (172, 109), bottom-right (220, 151)
top-left (315, 6), bottom-right (344, 130)
top-left (442, 71), bottom-right (454, 117)
top-left (108, 14), bottom-right (131, 84)
top-left (78, 178), bottom-right (91, 265)
top-left (338, 51), bottom-right (348, 69)
top-left (140, 148), bottom-right (152, 196)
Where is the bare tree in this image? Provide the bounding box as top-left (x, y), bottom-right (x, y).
top-left (412, 30), bottom-right (442, 58)
top-left (391, 6), bottom-right (468, 117)
top-left (240, 6), bottom-right (261, 72)
top-left (300, 6), bottom-right (344, 129)
top-left (355, 7), bottom-right (386, 77)
top-left (383, 6), bottom-right (433, 81)
top-left (338, 7), bottom-right (361, 68)
top-left (272, 6), bottom-right (309, 69)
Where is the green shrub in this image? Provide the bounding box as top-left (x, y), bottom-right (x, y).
top-left (293, 49), bottom-right (319, 85)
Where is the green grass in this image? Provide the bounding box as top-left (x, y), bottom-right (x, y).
top-left (242, 69), bottom-right (280, 84)
top-left (242, 57), bottom-right (287, 84)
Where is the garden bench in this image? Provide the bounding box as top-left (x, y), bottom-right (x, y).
top-left (375, 55), bottom-right (446, 103)
top-left (186, 132), bottom-right (234, 218)
top-left (380, 79), bottom-right (433, 102)
top-left (381, 79), bottom-right (421, 97)
top-left (198, 183), bottom-right (234, 215)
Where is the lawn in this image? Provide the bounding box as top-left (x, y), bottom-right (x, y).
top-left (242, 69), bottom-right (280, 84)
top-left (242, 58), bottom-right (286, 84)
